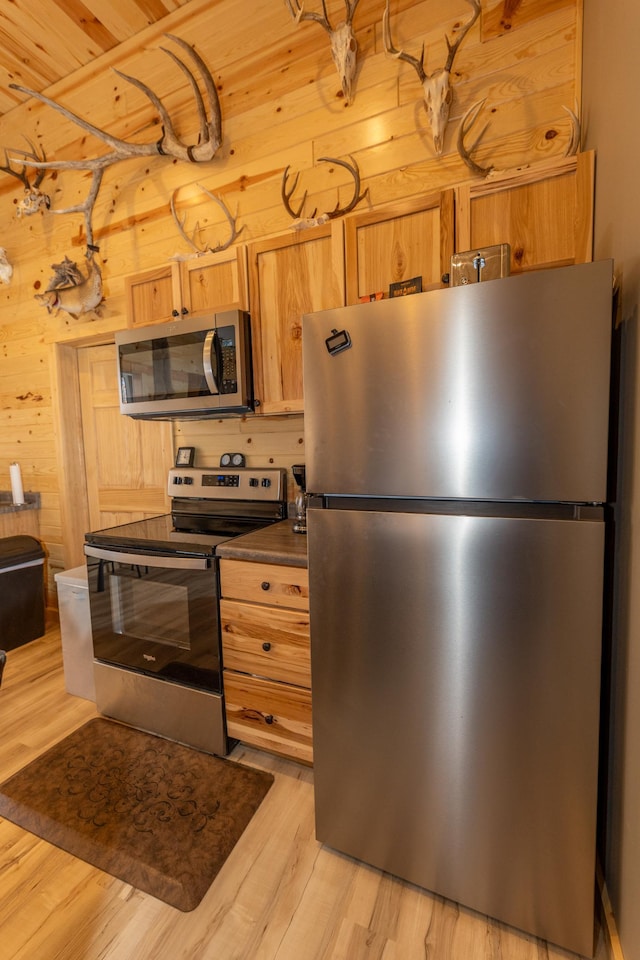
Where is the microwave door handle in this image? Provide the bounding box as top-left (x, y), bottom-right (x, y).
top-left (203, 330), bottom-right (220, 396)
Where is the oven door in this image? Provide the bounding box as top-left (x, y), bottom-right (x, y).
top-left (85, 545), bottom-right (221, 692)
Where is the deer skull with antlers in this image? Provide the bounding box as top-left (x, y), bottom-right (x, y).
top-left (2, 34), bottom-right (222, 250)
top-left (0, 140), bottom-right (51, 217)
top-left (383, 0), bottom-right (481, 156)
top-left (285, 0), bottom-right (361, 105)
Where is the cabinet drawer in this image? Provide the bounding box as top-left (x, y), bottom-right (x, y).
top-left (224, 672), bottom-right (313, 764)
top-left (220, 559), bottom-right (309, 609)
top-left (220, 599), bottom-right (311, 687)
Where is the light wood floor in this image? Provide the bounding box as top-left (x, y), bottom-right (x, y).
top-left (0, 623), bottom-right (609, 960)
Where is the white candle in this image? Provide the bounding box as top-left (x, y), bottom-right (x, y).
top-left (10, 462), bottom-right (25, 505)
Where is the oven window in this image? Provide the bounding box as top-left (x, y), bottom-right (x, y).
top-left (110, 573), bottom-right (190, 649)
top-left (86, 554), bottom-right (222, 693)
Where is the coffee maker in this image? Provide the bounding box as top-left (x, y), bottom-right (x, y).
top-left (291, 464), bottom-right (307, 534)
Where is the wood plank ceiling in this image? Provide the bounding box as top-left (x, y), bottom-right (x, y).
top-left (0, 0), bottom-right (192, 118)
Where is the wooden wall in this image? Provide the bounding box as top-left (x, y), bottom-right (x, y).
top-left (0, 0), bottom-right (582, 593)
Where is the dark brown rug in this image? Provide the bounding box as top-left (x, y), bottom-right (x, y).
top-left (0, 718), bottom-right (273, 911)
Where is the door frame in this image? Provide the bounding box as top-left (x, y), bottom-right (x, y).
top-left (51, 333), bottom-right (114, 569)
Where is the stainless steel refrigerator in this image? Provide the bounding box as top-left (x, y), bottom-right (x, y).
top-left (302, 260), bottom-right (614, 958)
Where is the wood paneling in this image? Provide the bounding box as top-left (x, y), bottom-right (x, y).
top-left (0, 509), bottom-right (39, 539)
top-left (0, 0), bottom-right (194, 118)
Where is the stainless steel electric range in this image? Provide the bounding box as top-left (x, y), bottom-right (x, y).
top-left (84, 466), bottom-right (287, 755)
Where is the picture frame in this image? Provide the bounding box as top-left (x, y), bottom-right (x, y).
top-left (175, 446), bottom-right (195, 468)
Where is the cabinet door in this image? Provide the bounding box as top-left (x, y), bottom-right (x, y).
top-left (344, 190), bottom-right (454, 305)
top-left (248, 222), bottom-right (345, 415)
top-left (125, 247), bottom-right (248, 327)
top-left (125, 264), bottom-right (181, 327)
top-left (455, 152), bottom-right (595, 272)
top-left (179, 246), bottom-right (249, 316)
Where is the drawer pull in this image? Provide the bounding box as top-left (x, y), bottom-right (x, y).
top-left (264, 714), bottom-right (274, 725)
top-left (262, 642), bottom-right (272, 651)
top-left (261, 581), bottom-right (271, 591)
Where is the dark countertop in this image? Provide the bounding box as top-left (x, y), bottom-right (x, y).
top-left (217, 519), bottom-right (308, 567)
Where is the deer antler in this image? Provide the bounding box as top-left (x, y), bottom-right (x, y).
top-left (285, 0), bottom-right (332, 33)
top-left (0, 139), bottom-right (51, 217)
top-left (0, 139), bottom-right (47, 190)
top-left (170, 185), bottom-right (243, 255)
top-left (563, 105), bottom-right (581, 156)
top-left (3, 34), bottom-right (222, 248)
top-left (457, 98), bottom-right (494, 178)
top-left (282, 167), bottom-right (317, 220)
top-left (383, 0), bottom-right (481, 155)
top-left (285, 0), bottom-right (361, 104)
top-left (281, 155), bottom-right (368, 230)
top-left (458, 100), bottom-right (581, 178)
top-left (444, 0), bottom-right (481, 71)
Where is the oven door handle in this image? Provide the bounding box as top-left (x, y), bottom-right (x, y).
top-left (84, 545), bottom-right (210, 570)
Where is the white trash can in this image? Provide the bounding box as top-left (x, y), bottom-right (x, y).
top-left (54, 565), bottom-right (95, 701)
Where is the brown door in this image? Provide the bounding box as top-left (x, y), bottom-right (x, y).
top-left (78, 343), bottom-right (172, 531)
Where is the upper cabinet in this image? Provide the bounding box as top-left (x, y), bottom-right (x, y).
top-left (125, 263), bottom-right (177, 327)
top-left (248, 222), bottom-right (345, 416)
top-left (125, 247), bottom-right (249, 327)
top-left (455, 152), bottom-right (595, 272)
top-left (344, 190), bottom-right (455, 305)
top-left (122, 155), bottom-right (593, 418)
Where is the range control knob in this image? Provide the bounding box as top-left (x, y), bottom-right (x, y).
top-left (249, 477), bottom-right (259, 487)
top-left (261, 478), bottom-right (271, 488)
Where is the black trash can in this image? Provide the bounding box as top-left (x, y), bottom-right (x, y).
top-left (0, 535), bottom-right (46, 650)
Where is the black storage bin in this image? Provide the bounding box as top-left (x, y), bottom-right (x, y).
top-left (0, 535), bottom-right (46, 650)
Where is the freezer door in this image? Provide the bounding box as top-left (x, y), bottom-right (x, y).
top-left (303, 260), bottom-right (613, 502)
top-left (308, 506), bottom-right (604, 957)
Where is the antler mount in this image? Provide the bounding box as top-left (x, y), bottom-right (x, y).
top-left (281, 155), bottom-right (368, 229)
top-left (3, 34), bottom-right (223, 248)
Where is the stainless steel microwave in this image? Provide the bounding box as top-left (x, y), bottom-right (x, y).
top-left (116, 311), bottom-right (254, 419)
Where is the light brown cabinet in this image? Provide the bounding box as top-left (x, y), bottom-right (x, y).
top-left (455, 152), bottom-right (595, 272)
top-left (125, 247), bottom-right (249, 327)
top-left (344, 190), bottom-right (455, 304)
top-left (219, 558), bottom-right (312, 765)
top-left (248, 222), bottom-right (345, 415)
